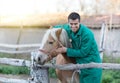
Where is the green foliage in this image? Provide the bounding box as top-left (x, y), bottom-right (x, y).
top-left (102, 70), bottom-right (120, 83)
top-left (102, 54), bottom-right (120, 83)
top-left (49, 68), bottom-right (57, 78)
top-left (0, 65), bottom-right (30, 75)
top-left (102, 70), bottom-right (114, 83)
top-left (0, 53), bottom-right (13, 58)
top-left (103, 54), bottom-right (120, 63)
top-left (112, 79), bottom-right (120, 83)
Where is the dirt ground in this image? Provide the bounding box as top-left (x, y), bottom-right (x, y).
top-left (0, 74), bottom-right (58, 83)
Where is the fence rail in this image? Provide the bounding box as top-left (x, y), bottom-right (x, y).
top-left (0, 43), bottom-right (40, 54)
top-left (0, 43), bottom-right (41, 48)
top-left (0, 77), bottom-right (29, 83)
top-left (36, 63), bottom-right (120, 70)
top-left (0, 49), bottom-right (38, 54)
top-left (1, 57), bottom-right (120, 70)
top-left (0, 58), bottom-right (30, 67)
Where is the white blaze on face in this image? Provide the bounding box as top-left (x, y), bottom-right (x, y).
top-left (34, 29), bottom-right (51, 64)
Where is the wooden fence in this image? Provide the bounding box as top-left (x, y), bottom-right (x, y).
top-left (0, 23), bottom-right (120, 83)
top-left (0, 51), bottom-right (120, 83)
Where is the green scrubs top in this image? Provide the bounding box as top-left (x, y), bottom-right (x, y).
top-left (54, 24), bottom-right (102, 83)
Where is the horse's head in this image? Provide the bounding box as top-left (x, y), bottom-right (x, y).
top-left (34, 27), bottom-right (71, 65)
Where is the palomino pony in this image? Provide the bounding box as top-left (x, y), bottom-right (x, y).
top-left (34, 27), bottom-right (79, 83)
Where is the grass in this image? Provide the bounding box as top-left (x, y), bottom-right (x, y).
top-left (0, 53), bottom-right (30, 60)
top-left (0, 65), bottom-right (29, 75)
top-left (103, 53), bottom-right (120, 63)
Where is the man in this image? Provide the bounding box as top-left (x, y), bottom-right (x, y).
top-left (53, 12), bottom-right (102, 83)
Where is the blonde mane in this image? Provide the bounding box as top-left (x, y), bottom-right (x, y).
top-left (40, 28), bottom-right (71, 49)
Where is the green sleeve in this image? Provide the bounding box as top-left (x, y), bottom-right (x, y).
top-left (67, 32), bottom-right (93, 58)
top-left (53, 24), bottom-right (70, 36)
top-left (53, 24), bottom-right (64, 29)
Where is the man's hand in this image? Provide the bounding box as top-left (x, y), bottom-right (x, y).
top-left (44, 46), bottom-right (67, 62)
top-left (49, 49), bottom-right (58, 57)
top-left (39, 46), bottom-right (67, 60)
top-left (56, 46), bottom-right (67, 54)
top-left (49, 46), bottom-right (67, 56)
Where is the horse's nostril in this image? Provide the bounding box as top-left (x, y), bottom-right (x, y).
top-left (38, 57), bottom-right (41, 61)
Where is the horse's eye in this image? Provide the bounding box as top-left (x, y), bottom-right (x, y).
top-left (48, 42), bottom-right (53, 44)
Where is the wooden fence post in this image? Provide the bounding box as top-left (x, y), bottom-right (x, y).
top-left (99, 22), bottom-right (108, 60)
top-left (30, 51), bottom-right (49, 83)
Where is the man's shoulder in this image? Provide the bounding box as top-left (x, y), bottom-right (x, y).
top-left (80, 24), bottom-right (88, 29)
top-left (53, 24), bottom-right (63, 28)
top-left (80, 24), bottom-right (94, 35)
top-left (53, 24), bottom-right (69, 28)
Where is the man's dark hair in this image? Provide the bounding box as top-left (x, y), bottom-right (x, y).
top-left (68, 12), bottom-right (80, 22)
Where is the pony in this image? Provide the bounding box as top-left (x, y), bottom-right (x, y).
top-left (34, 27), bottom-right (79, 83)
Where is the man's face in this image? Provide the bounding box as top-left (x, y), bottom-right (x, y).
top-left (68, 19), bottom-right (80, 33)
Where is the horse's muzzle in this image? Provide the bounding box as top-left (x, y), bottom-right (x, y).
top-left (33, 51), bottom-right (48, 65)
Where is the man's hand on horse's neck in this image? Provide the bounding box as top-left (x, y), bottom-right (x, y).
top-left (49, 46), bottom-right (67, 56)
top-left (56, 46), bottom-right (67, 54)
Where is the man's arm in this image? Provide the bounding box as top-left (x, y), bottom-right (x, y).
top-left (67, 33), bottom-right (93, 58)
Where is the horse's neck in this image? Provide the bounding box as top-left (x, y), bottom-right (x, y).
top-left (60, 53), bottom-right (76, 63)
top-left (59, 29), bottom-right (71, 48)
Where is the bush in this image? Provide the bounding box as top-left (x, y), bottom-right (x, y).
top-left (102, 70), bottom-right (114, 83)
top-left (102, 54), bottom-right (120, 83)
top-left (49, 68), bottom-right (57, 78)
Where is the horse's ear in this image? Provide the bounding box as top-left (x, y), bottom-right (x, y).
top-left (56, 28), bottom-right (62, 39)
